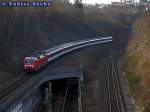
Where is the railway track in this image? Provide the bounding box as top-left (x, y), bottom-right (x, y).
top-left (0, 74), bottom-right (26, 93)
top-left (0, 73), bottom-right (40, 110)
top-left (106, 60), bottom-right (124, 112)
top-left (0, 76), bottom-right (25, 97)
top-left (0, 75), bottom-right (31, 101)
top-left (0, 37), bottom-right (113, 111)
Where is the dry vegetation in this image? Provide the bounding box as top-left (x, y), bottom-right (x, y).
top-left (0, 2), bottom-right (136, 74)
top-left (124, 14), bottom-right (150, 112)
top-left (0, 1), bottom-right (142, 111)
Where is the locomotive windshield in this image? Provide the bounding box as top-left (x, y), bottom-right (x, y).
top-left (24, 59), bottom-right (35, 64)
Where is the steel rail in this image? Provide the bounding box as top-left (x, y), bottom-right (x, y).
top-left (112, 61), bottom-right (121, 112)
top-left (0, 75), bottom-right (29, 100)
top-left (0, 75), bottom-right (26, 93)
top-left (106, 63), bottom-right (112, 112)
top-left (106, 61), bottom-right (122, 112)
top-left (112, 61), bottom-right (126, 112)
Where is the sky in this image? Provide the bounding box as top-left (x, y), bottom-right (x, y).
top-left (70, 0), bottom-right (121, 4)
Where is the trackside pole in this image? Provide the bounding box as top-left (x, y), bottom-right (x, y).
top-left (44, 82), bottom-right (52, 112)
top-left (78, 76), bottom-right (83, 112)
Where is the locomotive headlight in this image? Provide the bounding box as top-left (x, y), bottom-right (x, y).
top-left (24, 65), bottom-right (35, 68)
top-left (30, 65), bottom-right (35, 68)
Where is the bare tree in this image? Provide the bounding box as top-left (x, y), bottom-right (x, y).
top-left (121, 0), bottom-right (136, 4)
top-left (74, 0), bottom-right (83, 8)
top-left (140, 0), bottom-right (148, 3)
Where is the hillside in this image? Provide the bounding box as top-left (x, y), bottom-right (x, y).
top-left (0, 2), bottom-right (141, 112)
top-left (0, 5), bottom-right (97, 74)
top-left (0, 3), bottom-right (137, 76)
top-left (124, 14), bottom-right (150, 112)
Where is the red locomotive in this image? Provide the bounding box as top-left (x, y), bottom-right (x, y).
top-left (24, 42), bottom-right (74, 72)
top-left (24, 37), bottom-right (112, 72)
top-left (24, 52), bottom-right (49, 72)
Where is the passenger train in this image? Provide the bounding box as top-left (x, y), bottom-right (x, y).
top-left (24, 37), bottom-right (112, 72)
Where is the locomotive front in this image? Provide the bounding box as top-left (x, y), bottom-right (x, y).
top-left (24, 57), bottom-right (37, 71)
